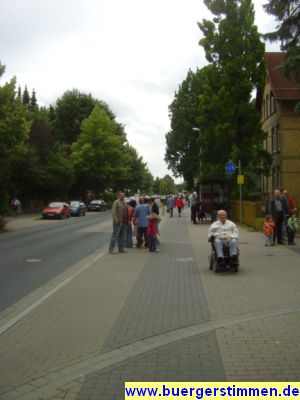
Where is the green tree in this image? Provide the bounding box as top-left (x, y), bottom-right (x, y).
top-left (22, 85), bottom-right (30, 105)
top-left (159, 175), bottom-right (176, 195)
top-left (71, 105), bottom-right (127, 194)
top-left (263, 0), bottom-right (300, 111)
top-left (29, 89), bottom-right (38, 111)
top-left (263, 0), bottom-right (300, 49)
top-left (165, 69), bottom-right (205, 187)
top-left (0, 64), bottom-right (31, 211)
top-left (113, 144), bottom-right (153, 194)
top-left (197, 0), bottom-right (265, 182)
top-left (52, 89), bottom-right (118, 144)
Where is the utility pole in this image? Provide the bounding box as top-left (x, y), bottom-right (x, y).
top-left (239, 160), bottom-right (243, 225)
top-left (192, 127), bottom-right (201, 200)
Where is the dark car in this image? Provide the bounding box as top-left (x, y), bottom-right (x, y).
top-left (42, 202), bottom-right (71, 219)
top-left (69, 201), bottom-right (87, 216)
top-left (87, 199), bottom-right (107, 212)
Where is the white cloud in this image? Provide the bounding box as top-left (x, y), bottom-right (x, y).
top-left (0, 0), bottom-right (279, 182)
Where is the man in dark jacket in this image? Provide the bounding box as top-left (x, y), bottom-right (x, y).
top-left (109, 191), bottom-right (128, 253)
top-left (268, 189), bottom-right (289, 244)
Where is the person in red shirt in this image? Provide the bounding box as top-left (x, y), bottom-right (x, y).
top-left (263, 215), bottom-right (275, 246)
top-left (283, 190), bottom-right (297, 215)
top-left (176, 196), bottom-right (184, 217)
top-left (147, 213), bottom-right (160, 252)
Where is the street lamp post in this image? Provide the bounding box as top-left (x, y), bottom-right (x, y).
top-left (192, 127), bottom-right (202, 200)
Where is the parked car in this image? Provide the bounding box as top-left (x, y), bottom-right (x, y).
top-left (87, 199), bottom-right (107, 212)
top-left (69, 201), bottom-right (86, 216)
top-left (42, 202), bottom-right (71, 219)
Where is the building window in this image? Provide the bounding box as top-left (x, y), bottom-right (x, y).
top-left (276, 166), bottom-right (280, 188)
top-left (270, 92), bottom-right (276, 114)
top-left (266, 94), bottom-right (269, 117)
top-left (272, 127), bottom-right (276, 153)
top-left (276, 124), bottom-right (280, 151)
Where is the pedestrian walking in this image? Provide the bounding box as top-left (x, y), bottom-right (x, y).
top-left (190, 193), bottom-right (199, 224)
top-left (10, 197), bottom-right (21, 217)
top-left (167, 195), bottom-right (175, 217)
top-left (109, 191), bottom-right (128, 254)
top-left (263, 215), bottom-right (275, 246)
top-left (126, 199), bottom-right (136, 248)
top-left (147, 213), bottom-right (160, 252)
top-left (134, 196), bottom-right (150, 248)
top-left (176, 196), bottom-right (184, 217)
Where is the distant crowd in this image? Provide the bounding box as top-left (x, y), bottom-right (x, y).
top-left (264, 188), bottom-right (298, 246)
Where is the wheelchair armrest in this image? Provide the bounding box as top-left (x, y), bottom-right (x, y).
top-left (208, 236), bottom-right (215, 243)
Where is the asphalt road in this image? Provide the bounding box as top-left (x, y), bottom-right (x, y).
top-left (0, 212), bottom-right (111, 312)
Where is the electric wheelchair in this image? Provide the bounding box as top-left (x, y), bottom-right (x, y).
top-left (208, 236), bottom-right (239, 273)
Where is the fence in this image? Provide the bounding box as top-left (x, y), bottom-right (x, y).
top-left (231, 200), bottom-right (265, 230)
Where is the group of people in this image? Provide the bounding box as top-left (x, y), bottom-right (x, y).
top-left (165, 195), bottom-right (184, 217)
top-left (109, 192), bottom-right (161, 254)
top-left (263, 189), bottom-right (298, 246)
top-left (165, 192), bottom-right (207, 224)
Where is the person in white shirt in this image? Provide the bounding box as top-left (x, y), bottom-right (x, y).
top-left (208, 210), bottom-right (239, 267)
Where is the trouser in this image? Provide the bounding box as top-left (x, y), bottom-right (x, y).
top-left (137, 226), bottom-right (148, 247)
top-left (126, 223), bottom-right (133, 247)
top-left (274, 211), bottom-right (284, 244)
top-left (149, 235), bottom-right (157, 251)
top-left (191, 205), bottom-right (197, 223)
top-left (109, 223), bottom-right (126, 251)
top-left (178, 207), bottom-right (182, 216)
top-left (265, 235), bottom-right (273, 246)
top-left (287, 227), bottom-right (295, 244)
top-left (169, 207), bottom-right (173, 217)
top-left (214, 238), bottom-right (238, 258)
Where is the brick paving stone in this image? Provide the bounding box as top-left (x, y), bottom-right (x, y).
top-left (1, 210), bottom-right (300, 400)
top-left (102, 216), bottom-right (210, 352)
top-left (78, 332), bottom-right (225, 399)
top-left (216, 312), bottom-right (300, 381)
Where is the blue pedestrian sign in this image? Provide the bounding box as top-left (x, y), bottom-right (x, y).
top-left (225, 161), bottom-right (236, 175)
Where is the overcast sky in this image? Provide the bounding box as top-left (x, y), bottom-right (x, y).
top-left (0, 0), bottom-right (279, 182)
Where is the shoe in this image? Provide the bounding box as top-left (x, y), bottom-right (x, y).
top-left (119, 249), bottom-right (128, 253)
top-left (153, 248), bottom-right (160, 252)
top-left (109, 249), bottom-right (118, 254)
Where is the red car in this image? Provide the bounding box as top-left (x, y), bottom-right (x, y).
top-left (42, 202), bottom-right (71, 219)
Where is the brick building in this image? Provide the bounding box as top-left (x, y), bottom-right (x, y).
top-left (259, 52), bottom-right (300, 206)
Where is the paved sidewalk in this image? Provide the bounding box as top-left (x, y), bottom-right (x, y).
top-left (0, 209), bottom-right (299, 399)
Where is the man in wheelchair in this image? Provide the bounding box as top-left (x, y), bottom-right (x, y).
top-left (208, 210), bottom-right (239, 269)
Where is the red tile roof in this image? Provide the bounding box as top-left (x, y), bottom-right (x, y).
top-left (265, 52), bottom-right (300, 100)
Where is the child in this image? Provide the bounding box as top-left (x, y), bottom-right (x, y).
top-left (263, 215), bottom-right (275, 246)
top-left (147, 213), bottom-right (160, 252)
top-left (287, 212), bottom-right (299, 245)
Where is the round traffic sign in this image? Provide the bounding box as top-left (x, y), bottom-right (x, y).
top-left (225, 161), bottom-right (236, 175)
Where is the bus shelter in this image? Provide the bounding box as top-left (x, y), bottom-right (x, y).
top-left (200, 179), bottom-right (230, 221)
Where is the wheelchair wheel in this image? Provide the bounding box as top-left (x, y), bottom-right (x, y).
top-left (212, 256), bottom-right (221, 273)
top-left (208, 254), bottom-right (213, 270)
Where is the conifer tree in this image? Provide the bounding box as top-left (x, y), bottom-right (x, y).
top-left (29, 89), bottom-right (38, 111)
top-left (22, 85), bottom-right (30, 105)
top-left (263, 0), bottom-right (300, 111)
